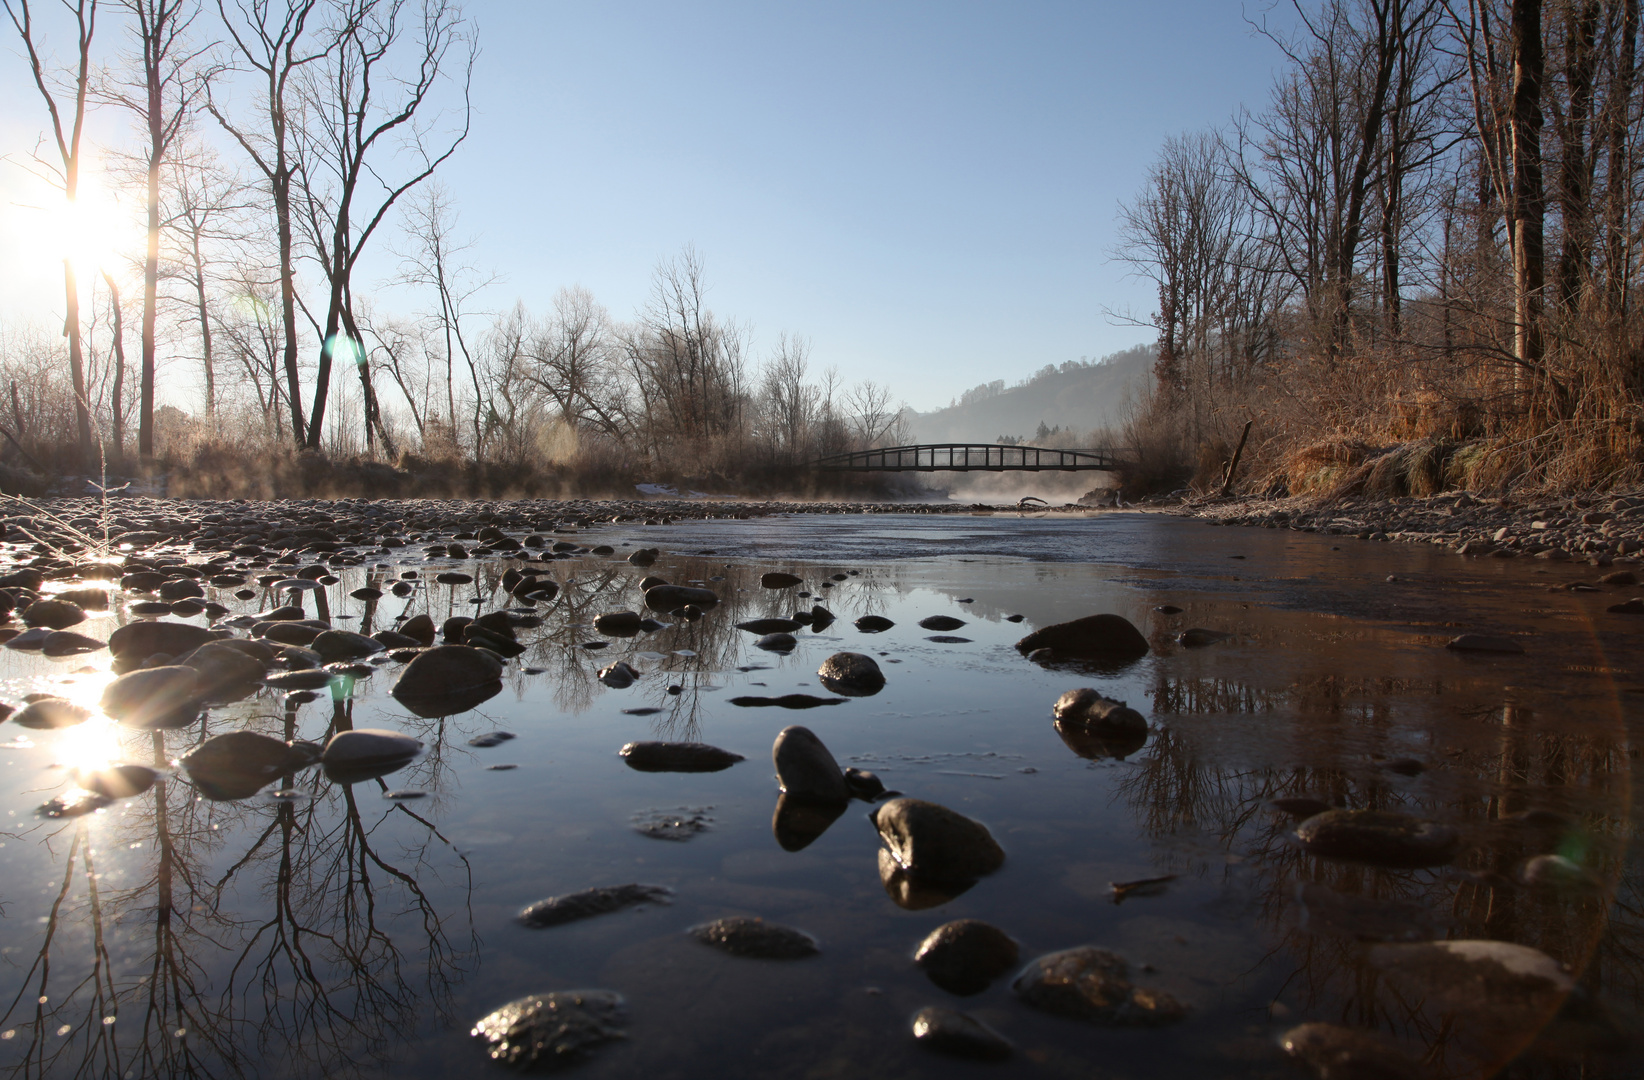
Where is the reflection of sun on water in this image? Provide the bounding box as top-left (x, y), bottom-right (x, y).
top-left (44, 671), bottom-right (122, 777)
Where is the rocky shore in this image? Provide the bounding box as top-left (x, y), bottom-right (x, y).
top-left (1168, 490), bottom-right (1644, 566)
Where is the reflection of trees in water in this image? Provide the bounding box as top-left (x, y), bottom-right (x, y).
top-left (1118, 675), bottom-right (1639, 1069)
top-left (0, 697), bottom-right (477, 1080)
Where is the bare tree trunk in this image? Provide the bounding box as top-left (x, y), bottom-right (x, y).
top-left (103, 270), bottom-right (127, 455)
top-left (187, 228), bottom-right (213, 415)
top-left (1554, 1), bottom-right (1598, 312)
top-left (1510, 0), bottom-right (1546, 378)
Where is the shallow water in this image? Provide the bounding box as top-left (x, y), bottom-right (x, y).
top-left (0, 511), bottom-right (1639, 1078)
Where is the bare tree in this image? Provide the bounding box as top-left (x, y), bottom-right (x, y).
top-left (523, 285), bottom-right (627, 441)
top-left (5, 0), bottom-right (99, 463)
top-left (100, 0), bottom-right (204, 459)
top-left (206, 0), bottom-right (329, 445)
top-left (159, 132), bottom-right (244, 417)
top-left (844, 379), bottom-right (902, 448)
top-left (293, 0), bottom-right (474, 454)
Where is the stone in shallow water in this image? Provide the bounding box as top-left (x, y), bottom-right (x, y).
top-left (631, 806), bottom-right (712, 841)
top-left (1176, 627), bottom-right (1230, 647)
top-left (41, 631), bottom-right (105, 656)
top-left (598, 661), bottom-right (640, 688)
top-left (1015, 613), bottom-right (1149, 664)
top-left (74, 764), bottom-right (158, 799)
top-left (735, 618), bottom-right (802, 634)
top-left (518, 884), bottom-right (673, 928)
top-left (910, 1006), bottom-right (1013, 1061)
top-left (688, 916), bottom-right (819, 959)
top-left (1294, 809), bottom-right (1460, 868)
top-left (918, 615), bottom-right (967, 631)
top-left (817, 652), bottom-right (885, 696)
top-left (914, 919), bottom-right (1020, 996)
top-left (771, 793), bottom-right (848, 851)
top-left (11, 697), bottom-right (91, 730)
top-left (468, 730), bottom-right (517, 748)
top-left (854, 614), bottom-right (895, 633)
top-left (182, 731), bottom-right (319, 800)
top-left (619, 741), bottom-right (744, 773)
top-left (22, 599), bottom-right (86, 629)
top-left (37, 791), bottom-right (113, 819)
top-left (760, 572), bottom-right (803, 589)
top-left (1279, 1022), bottom-right (1417, 1080)
top-left (873, 797), bottom-right (1005, 883)
top-left (470, 989), bottom-right (627, 1070)
top-left (754, 632), bottom-right (798, 653)
top-left (729, 694), bottom-right (845, 709)
top-left (1012, 946), bottom-right (1185, 1027)
top-left (1445, 633), bottom-right (1524, 654)
top-left (772, 725), bottom-right (849, 801)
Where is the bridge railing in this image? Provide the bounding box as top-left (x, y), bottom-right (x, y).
top-left (811, 443), bottom-right (1124, 472)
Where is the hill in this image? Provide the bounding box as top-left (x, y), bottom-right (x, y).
top-left (906, 344), bottom-right (1152, 445)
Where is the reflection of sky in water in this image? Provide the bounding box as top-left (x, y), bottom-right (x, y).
top-left (0, 514), bottom-right (1636, 1079)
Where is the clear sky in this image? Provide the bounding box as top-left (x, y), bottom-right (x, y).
top-left (0, 1), bottom-right (1291, 413)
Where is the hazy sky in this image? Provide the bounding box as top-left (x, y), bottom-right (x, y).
top-left (0, 1), bottom-right (1291, 413)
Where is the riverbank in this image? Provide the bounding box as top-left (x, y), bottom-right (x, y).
top-left (1164, 489), bottom-right (1644, 568)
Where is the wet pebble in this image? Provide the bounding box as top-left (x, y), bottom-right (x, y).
top-left (854, 614), bottom-right (895, 633)
top-left (1012, 946), bottom-right (1185, 1026)
top-left (1015, 612), bottom-right (1149, 664)
top-left (518, 884), bottom-right (674, 927)
top-left (468, 730), bottom-right (517, 748)
top-left (909, 1006), bottom-right (1013, 1061)
top-left (755, 632), bottom-right (798, 653)
top-left (817, 651), bottom-right (885, 696)
top-left (73, 764), bottom-right (159, 799)
top-left (760, 572), bottom-right (803, 589)
top-left (736, 618), bottom-right (802, 634)
top-left (1279, 1022), bottom-right (1418, 1080)
top-left (918, 615), bottom-right (966, 631)
top-left (1176, 627), bottom-right (1229, 647)
top-left (11, 697), bottom-right (91, 730)
top-left (689, 916), bottom-right (819, 958)
top-left (470, 989), bottom-right (627, 1070)
top-left (773, 725), bottom-right (849, 801)
top-left (1294, 809), bottom-right (1460, 867)
top-left (597, 661), bottom-right (640, 688)
top-left (619, 740), bottom-right (745, 773)
top-left (729, 694), bottom-right (844, 709)
top-left (873, 797), bottom-right (1004, 882)
top-left (914, 919), bottom-right (1020, 996)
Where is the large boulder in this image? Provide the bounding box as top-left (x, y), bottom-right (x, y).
top-left (1015, 613), bottom-right (1149, 664)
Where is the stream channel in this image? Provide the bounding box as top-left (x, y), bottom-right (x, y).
top-left (0, 510), bottom-right (1639, 1078)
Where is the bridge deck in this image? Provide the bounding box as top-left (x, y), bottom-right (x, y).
top-left (812, 444), bottom-right (1122, 472)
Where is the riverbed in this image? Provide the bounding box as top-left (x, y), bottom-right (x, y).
top-left (0, 510), bottom-right (1638, 1078)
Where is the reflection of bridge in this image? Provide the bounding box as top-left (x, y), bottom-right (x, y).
top-left (812, 443), bottom-right (1125, 472)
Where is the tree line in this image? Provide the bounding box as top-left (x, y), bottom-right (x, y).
top-left (1, 0), bottom-right (908, 484)
top-left (1116, 0), bottom-right (1644, 494)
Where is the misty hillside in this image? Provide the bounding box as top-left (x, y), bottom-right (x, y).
top-left (907, 344), bottom-right (1152, 445)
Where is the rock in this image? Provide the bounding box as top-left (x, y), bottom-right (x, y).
top-left (755, 632), bottom-right (798, 652)
top-left (101, 666), bottom-right (201, 726)
top-left (910, 1006), bottom-right (1013, 1061)
top-left (760, 572), bottom-right (803, 589)
top-left (1012, 946), bottom-right (1185, 1027)
top-left (627, 547), bottom-right (659, 566)
top-left (158, 578), bottom-right (204, 601)
top-left (372, 630), bottom-right (422, 649)
top-left (817, 652), bottom-right (885, 696)
top-left (37, 792), bottom-right (112, 818)
top-left (1279, 1022), bottom-right (1419, 1080)
top-left (598, 661), bottom-right (640, 688)
top-left (879, 848), bottom-right (975, 910)
top-left (1176, 627), bottom-right (1230, 647)
top-left (632, 807), bottom-right (712, 841)
top-left (854, 614), bottom-right (895, 633)
top-left (643, 584), bottom-right (718, 611)
top-left (843, 766), bottom-right (885, 800)
top-left (391, 644), bottom-right (504, 711)
top-left (518, 884), bottom-right (674, 927)
top-left (109, 620), bottom-right (219, 661)
top-left (729, 694), bottom-right (845, 709)
top-left (618, 740), bottom-right (745, 772)
top-left (260, 622), bottom-right (323, 647)
top-left (772, 725), bottom-right (850, 801)
top-left (310, 629), bottom-right (386, 662)
top-left (264, 669), bottom-right (338, 690)
top-left (73, 764), bottom-right (158, 799)
top-left (400, 613), bottom-right (437, 646)
top-left (1605, 598), bottom-right (1644, 614)
top-left (1600, 569), bottom-right (1639, 586)
top-left (1015, 613), bottom-right (1149, 664)
top-left (470, 990), bottom-right (628, 1070)
top-left (3, 627), bottom-right (53, 651)
top-left (1052, 688), bottom-right (1146, 732)
top-left (735, 618), bottom-right (803, 634)
top-left (11, 697), bottom-right (91, 729)
top-left (1154, 605), bottom-right (1183, 615)
top-left (1295, 809), bottom-right (1461, 867)
top-left (180, 641), bottom-right (268, 693)
top-left (914, 919), bottom-right (1021, 995)
top-left (771, 793), bottom-right (849, 850)
top-left (1445, 633), bottom-right (1525, 653)
top-left (22, 598), bottom-right (86, 629)
top-left (688, 916), bottom-right (819, 958)
top-left (183, 731), bottom-right (317, 800)
top-left (872, 797), bottom-right (1004, 882)
top-left (40, 630), bottom-right (104, 656)
top-left (918, 615), bottom-right (966, 631)
top-left (321, 728), bottom-right (423, 782)
top-left (593, 611), bottom-right (644, 637)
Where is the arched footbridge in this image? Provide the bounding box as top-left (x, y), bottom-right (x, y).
top-left (811, 444), bottom-right (1125, 472)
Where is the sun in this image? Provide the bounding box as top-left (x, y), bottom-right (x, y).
top-left (2, 162), bottom-right (145, 289)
